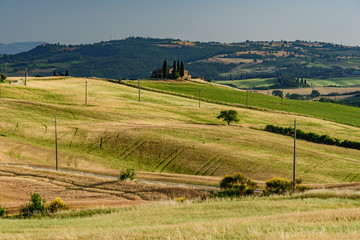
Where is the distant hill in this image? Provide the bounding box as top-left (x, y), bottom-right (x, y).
top-left (0, 42), bottom-right (46, 54)
top-left (1, 37), bottom-right (360, 84)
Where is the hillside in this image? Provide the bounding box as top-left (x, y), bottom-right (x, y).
top-left (0, 42), bottom-right (45, 54)
top-left (1, 77), bottom-right (360, 184)
top-left (1, 38), bottom-right (360, 84)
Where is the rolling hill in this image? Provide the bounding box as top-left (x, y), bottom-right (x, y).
top-left (1, 37), bottom-right (360, 85)
top-left (1, 76), bottom-right (360, 184)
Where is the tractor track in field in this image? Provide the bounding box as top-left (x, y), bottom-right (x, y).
top-left (0, 163), bottom-right (221, 191)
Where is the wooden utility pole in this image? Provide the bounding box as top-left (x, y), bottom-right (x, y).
top-left (290, 118), bottom-right (300, 192)
top-left (25, 68), bottom-right (28, 86)
top-left (85, 80), bottom-right (88, 105)
top-left (52, 115), bottom-right (60, 171)
top-left (138, 79), bottom-right (141, 102)
top-left (199, 89), bottom-right (201, 108)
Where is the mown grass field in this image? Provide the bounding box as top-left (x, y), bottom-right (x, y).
top-left (2, 191), bottom-right (360, 239)
top-left (216, 78), bottom-right (275, 89)
top-left (125, 79), bottom-right (360, 127)
top-left (0, 77), bottom-right (359, 184)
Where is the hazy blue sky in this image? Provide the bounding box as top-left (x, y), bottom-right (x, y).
top-left (2, 0), bottom-right (360, 46)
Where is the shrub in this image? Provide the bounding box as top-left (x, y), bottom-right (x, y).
top-left (0, 74), bottom-right (6, 83)
top-left (47, 198), bottom-right (69, 213)
top-left (0, 205), bottom-right (7, 217)
top-left (217, 173), bottom-right (258, 197)
top-left (119, 168), bottom-right (136, 181)
top-left (175, 197), bottom-right (187, 203)
top-left (263, 178), bottom-right (309, 195)
top-left (263, 177), bottom-right (292, 195)
top-left (20, 193), bottom-right (48, 217)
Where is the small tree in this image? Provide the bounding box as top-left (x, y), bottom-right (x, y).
top-left (272, 90), bottom-right (283, 98)
top-left (218, 173), bottom-right (258, 197)
top-left (162, 60), bottom-right (168, 79)
top-left (217, 110), bottom-right (240, 125)
top-left (0, 74), bottom-right (6, 83)
top-left (53, 70), bottom-right (57, 76)
top-left (180, 61), bottom-right (185, 78)
top-left (172, 61), bottom-right (176, 79)
top-left (20, 193), bottom-right (47, 217)
top-left (65, 70), bottom-right (69, 76)
top-left (310, 90), bottom-right (320, 99)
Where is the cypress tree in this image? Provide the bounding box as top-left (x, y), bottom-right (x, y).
top-left (177, 60), bottom-right (180, 74)
top-left (53, 70), bottom-right (56, 76)
top-left (65, 70), bottom-right (69, 76)
top-left (162, 60), bottom-right (168, 78)
top-left (180, 61), bottom-right (185, 78)
top-left (172, 60), bottom-right (176, 79)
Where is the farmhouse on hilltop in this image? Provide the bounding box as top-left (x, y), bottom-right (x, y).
top-left (151, 60), bottom-right (191, 80)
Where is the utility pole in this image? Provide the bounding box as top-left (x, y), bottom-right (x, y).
top-left (246, 90), bottom-right (249, 108)
top-left (199, 89), bottom-right (201, 108)
top-left (52, 115), bottom-right (60, 171)
top-left (290, 118), bottom-right (300, 192)
top-left (25, 68), bottom-right (28, 86)
top-left (85, 80), bottom-right (88, 105)
top-left (138, 79), bottom-right (141, 102)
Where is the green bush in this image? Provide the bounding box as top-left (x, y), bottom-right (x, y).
top-left (217, 173), bottom-right (258, 198)
top-left (20, 193), bottom-right (48, 217)
top-left (263, 178), bottom-right (309, 195)
top-left (119, 168), bottom-right (136, 181)
top-left (263, 177), bottom-right (292, 195)
top-left (0, 74), bottom-right (6, 83)
top-left (0, 205), bottom-right (7, 217)
top-left (47, 198), bottom-right (69, 213)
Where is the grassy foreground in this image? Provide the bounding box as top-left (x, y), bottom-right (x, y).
top-left (2, 192), bottom-right (360, 239)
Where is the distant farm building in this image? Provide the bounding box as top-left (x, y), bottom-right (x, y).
top-left (151, 66), bottom-right (191, 80)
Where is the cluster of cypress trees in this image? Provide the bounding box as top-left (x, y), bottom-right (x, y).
top-left (162, 60), bottom-right (185, 79)
top-left (265, 124), bottom-right (360, 150)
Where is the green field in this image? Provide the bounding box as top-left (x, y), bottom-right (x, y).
top-left (125, 79), bottom-right (360, 127)
top-left (215, 77), bottom-right (360, 89)
top-left (216, 78), bottom-right (275, 89)
top-left (306, 77), bottom-right (360, 87)
top-left (2, 192), bottom-right (360, 239)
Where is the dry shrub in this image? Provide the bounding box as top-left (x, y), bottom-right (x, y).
top-left (47, 198), bottom-right (69, 213)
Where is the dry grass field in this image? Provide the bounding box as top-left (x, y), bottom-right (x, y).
top-left (1, 77), bottom-right (360, 239)
top-left (0, 77), bottom-right (360, 184)
top-left (2, 190), bottom-right (360, 239)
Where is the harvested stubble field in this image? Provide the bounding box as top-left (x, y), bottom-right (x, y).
top-left (0, 165), bottom-right (206, 214)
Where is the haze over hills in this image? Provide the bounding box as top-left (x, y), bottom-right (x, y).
top-left (1, 37), bottom-right (360, 82)
top-left (0, 41), bottom-right (46, 55)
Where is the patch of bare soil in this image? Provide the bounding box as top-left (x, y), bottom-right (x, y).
top-left (0, 166), bottom-right (207, 214)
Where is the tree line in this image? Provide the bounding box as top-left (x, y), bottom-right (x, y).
top-left (265, 124), bottom-right (360, 150)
